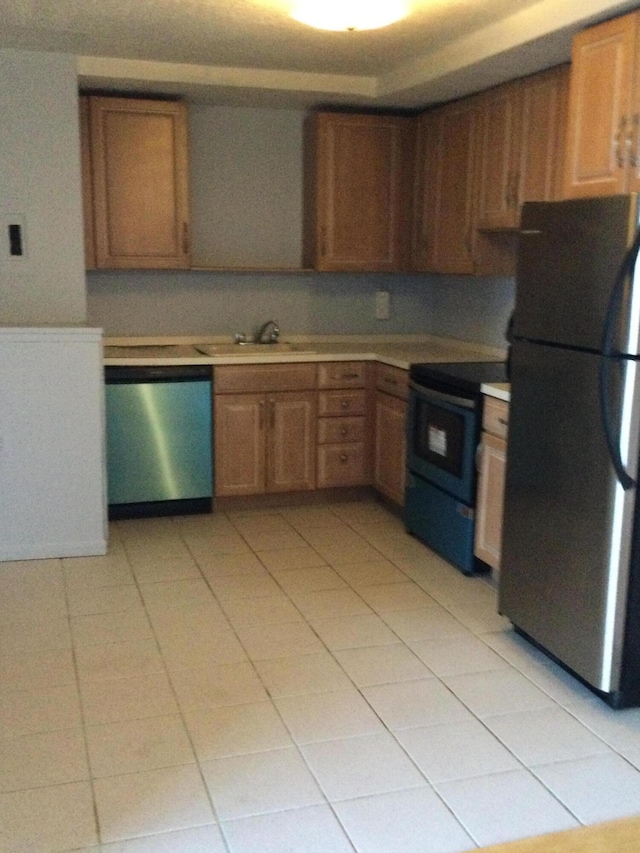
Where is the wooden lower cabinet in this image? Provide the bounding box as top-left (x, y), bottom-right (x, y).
top-left (373, 363), bottom-right (408, 506)
top-left (474, 397), bottom-right (509, 574)
top-left (268, 393), bottom-right (317, 493)
top-left (316, 362), bottom-right (371, 488)
top-left (374, 392), bottom-right (407, 506)
top-left (214, 391), bottom-right (316, 496)
top-left (317, 442), bottom-right (366, 488)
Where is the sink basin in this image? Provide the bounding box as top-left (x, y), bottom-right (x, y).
top-left (194, 343), bottom-right (316, 356)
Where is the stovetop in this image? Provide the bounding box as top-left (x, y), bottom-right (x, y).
top-left (409, 361), bottom-right (508, 394)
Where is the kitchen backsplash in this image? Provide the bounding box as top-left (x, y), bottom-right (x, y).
top-left (86, 270), bottom-right (515, 347)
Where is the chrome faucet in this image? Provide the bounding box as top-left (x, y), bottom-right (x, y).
top-left (254, 320), bottom-right (280, 344)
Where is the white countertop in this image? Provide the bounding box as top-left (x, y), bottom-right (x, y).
top-left (103, 334), bottom-right (506, 370)
top-left (481, 381), bottom-right (511, 402)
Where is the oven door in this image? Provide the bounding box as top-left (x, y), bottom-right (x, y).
top-left (407, 380), bottom-right (479, 506)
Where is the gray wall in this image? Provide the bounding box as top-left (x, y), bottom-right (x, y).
top-left (0, 50), bottom-right (86, 325)
top-left (425, 276), bottom-right (515, 347)
top-left (87, 269), bottom-right (514, 346)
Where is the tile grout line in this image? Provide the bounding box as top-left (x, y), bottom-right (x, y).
top-left (111, 518), bottom-right (232, 852)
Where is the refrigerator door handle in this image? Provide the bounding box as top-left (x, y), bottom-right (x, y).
top-left (599, 225), bottom-right (640, 490)
top-left (599, 356), bottom-right (636, 490)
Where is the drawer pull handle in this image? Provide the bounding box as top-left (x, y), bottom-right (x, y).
top-left (498, 418), bottom-right (508, 426)
top-left (341, 426), bottom-right (349, 436)
top-left (339, 453), bottom-right (348, 463)
top-left (340, 372), bottom-right (360, 380)
top-left (384, 377), bottom-right (398, 386)
top-left (341, 400), bottom-right (350, 410)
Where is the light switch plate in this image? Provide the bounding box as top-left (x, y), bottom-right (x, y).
top-left (2, 214), bottom-right (27, 261)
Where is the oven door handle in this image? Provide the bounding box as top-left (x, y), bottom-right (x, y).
top-left (409, 380), bottom-right (476, 410)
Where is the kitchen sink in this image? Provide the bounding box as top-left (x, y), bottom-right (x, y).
top-left (193, 343), bottom-right (317, 356)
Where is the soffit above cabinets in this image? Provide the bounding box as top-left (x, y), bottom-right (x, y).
top-left (3, 0), bottom-right (639, 108)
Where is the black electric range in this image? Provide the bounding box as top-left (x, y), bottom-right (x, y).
top-left (405, 360), bottom-right (508, 574)
top-left (409, 361), bottom-right (508, 394)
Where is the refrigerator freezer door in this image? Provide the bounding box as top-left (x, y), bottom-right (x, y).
top-left (514, 196), bottom-right (640, 354)
top-left (500, 342), bottom-right (640, 693)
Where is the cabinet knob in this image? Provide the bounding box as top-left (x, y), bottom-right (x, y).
top-left (340, 400), bottom-right (350, 410)
top-left (339, 453), bottom-right (348, 463)
top-left (340, 426), bottom-right (349, 437)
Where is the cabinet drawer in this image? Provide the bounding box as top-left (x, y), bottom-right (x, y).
top-left (318, 390), bottom-right (367, 417)
top-left (318, 416), bottom-right (365, 444)
top-left (376, 363), bottom-right (408, 400)
top-left (215, 363), bottom-right (317, 394)
top-left (483, 397), bottom-right (509, 439)
top-left (318, 362), bottom-right (365, 389)
top-left (317, 443), bottom-right (366, 487)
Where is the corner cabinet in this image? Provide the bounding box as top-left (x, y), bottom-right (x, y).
top-left (214, 364), bottom-right (317, 497)
top-left (475, 65), bottom-right (569, 230)
top-left (81, 96), bottom-right (190, 269)
top-left (564, 11), bottom-right (640, 198)
top-left (413, 99), bottom-right (480, 274)
top-left (304, 112), bottom-right (415, 272)
top-left (474, 396), bottom-right (509, 575)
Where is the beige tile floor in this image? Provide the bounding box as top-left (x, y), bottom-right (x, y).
top-left (2, 499), bottom-right (640, 852)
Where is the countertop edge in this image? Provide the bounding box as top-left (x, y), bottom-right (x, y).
top-left (481, 382), bottom-right (510, 402)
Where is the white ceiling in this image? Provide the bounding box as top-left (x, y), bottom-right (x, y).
top-left (3, 0), bottom-right (639, 108)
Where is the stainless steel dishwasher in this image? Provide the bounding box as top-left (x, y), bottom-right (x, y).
top-left (104, 365), bottom-right (213, 519)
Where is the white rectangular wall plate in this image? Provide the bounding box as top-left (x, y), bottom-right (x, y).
top-left (2, 214), bottom-right (27, 261)
top-left (375, 289), bottom-right (391, 320)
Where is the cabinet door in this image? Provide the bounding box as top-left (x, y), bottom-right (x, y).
top-left (474, 431), bottom-right (507, 572)
top-left (518, 65), bottom-right (569, 206)
top-left (563, 12), bottom-right (638, 198)
top-left (267, 392), bottom-right (317, 493)
top-left (374, 392), bottom-right (407, 506)
top-left (476, 82), bottom-right (522, 230)
top-left (414, 101), bottom-right (479, 273)
top-left (306, 113), bottom-right (414, 271)
top-left (214, 394), bottom-right (265, 496)
top-left (89, 97), bottom-right (190, 268)
top-left (79, 97), bottom-right (96, 270)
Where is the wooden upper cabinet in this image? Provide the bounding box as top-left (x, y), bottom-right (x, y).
top-left (476, 82), bottom-right (522, 230)
top-left (518, 66), bottom-right (570, 205)
top-left (304, 112), bottom-right (415, 272)
top-left (413, 99), bottom-right (480, 274)
top-left (564, 12), bottom-right (639, 198)
top-left (79, 97), bottom-right (96, 270)
top-left (476, 66), bottom-right (569, 230)
top-left (86, 96), bottom-right (190, 269)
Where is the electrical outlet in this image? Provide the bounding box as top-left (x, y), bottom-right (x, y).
top-left (375, 289), bottom-right (391, 320)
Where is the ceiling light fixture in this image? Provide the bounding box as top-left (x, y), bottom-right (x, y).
top-left (291, 0), bottom-right (408, 32)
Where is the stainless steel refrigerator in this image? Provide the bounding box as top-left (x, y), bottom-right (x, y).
top-left (500, 194), bottom-right (640, 708)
